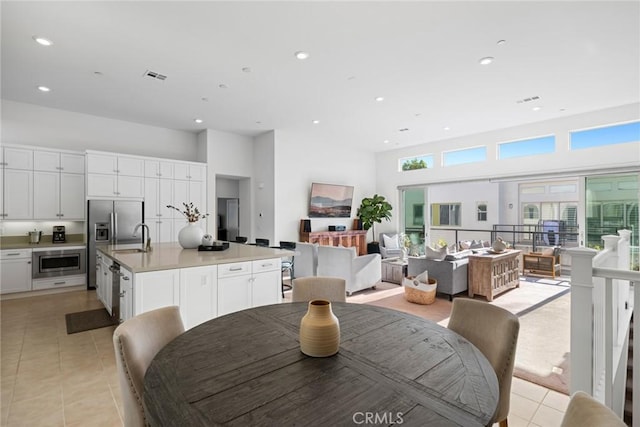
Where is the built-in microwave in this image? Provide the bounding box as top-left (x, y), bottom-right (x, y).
top-left (32, 247), bottom-right (86, 279)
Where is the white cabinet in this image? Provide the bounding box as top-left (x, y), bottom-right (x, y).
top-left (3, 147), bottom-right (33, 170)
top-left (134, 269), bottom-right (180, 315)
top-left (33, 150), bottom-right (84, 174)
top-left (174, 163), bottom-right (205, 181)
top-left (0, 249), bottom-right (32, 294)
top-left (145, 160), bottom-right (174, 179)
top-left (251, 258), bottom-right (282, 307)
top-left (145, 177), bottom-right (175, 242)
top-left (172, 179), bottom-right (205, 219)
top-left (33, 171), bottom-right (85, 220)
top-left (179, 266), bottom-right (218, 329)
top-left (3, 168), bottom-right (33, 219)
top-left (87, 152), bottom-right (144, 198)
top-left (32, 274), bottom-right (85, 291)
top-left (218, 261), bottom-right (252, 317)
top-left (119, 267), bottom-right (133, 323)
top-left (96, 255), bottom-right (113, 314)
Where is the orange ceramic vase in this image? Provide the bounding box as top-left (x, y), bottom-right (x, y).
top-left (299, 299), bottom-right (340, 357)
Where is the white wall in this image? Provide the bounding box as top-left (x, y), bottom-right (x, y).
top-left (254, 131), bottom-right (276, 243)
top-left (1, 100), bottom-right (198, 160)
top-left (273, 129), bottom-right (377, 243)
top-left (376, 103), bottom-right (640, 232)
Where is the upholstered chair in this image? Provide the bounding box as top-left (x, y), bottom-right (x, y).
top-left (560, 391), bottom-right (625, 427)
top-left (447, 298), bottom-right (519, 427)
top-left (292, 276), bottom-right (347, 302)
top-left (295, 242), bottom-right (319, 277)
top-left (379, 232), bottom-right (402, 259)
top-left (113, 306), bottom-right (185, 427)
top-left (317, 246), bottom-right (381, 296)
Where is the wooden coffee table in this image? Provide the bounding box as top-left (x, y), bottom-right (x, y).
top-left (381, 257), bottom-right (407, 284)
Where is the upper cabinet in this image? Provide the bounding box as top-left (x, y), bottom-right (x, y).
top-left (145, 160), bottom-right (174, 179)
top-left (86, 152), bottom-right (144, 198)
top-left (1, 146), bottom-right (85, 220)
top-left (174, 162), bottom-right (205, 181)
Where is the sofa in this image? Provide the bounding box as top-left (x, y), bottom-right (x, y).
top-left (317, 245), bottom-right (381, 296)
top-left (407, 255), bottom-right (469, 300)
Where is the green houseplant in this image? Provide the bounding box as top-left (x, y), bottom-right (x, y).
top-left (356, 194), bottom-right (392, 253)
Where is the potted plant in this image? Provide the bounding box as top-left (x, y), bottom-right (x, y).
top-left (356, 194), bottom-right (392, 254)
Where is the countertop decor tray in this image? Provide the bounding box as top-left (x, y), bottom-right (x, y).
top-left (198, 242), bottom-right (229, 251)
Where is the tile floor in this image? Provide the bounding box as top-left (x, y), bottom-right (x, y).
top-left (1, 288), bottom-right (569, 426)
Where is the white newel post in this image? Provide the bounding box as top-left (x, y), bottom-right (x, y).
top-left (568, 247), bottom-right (598, 396)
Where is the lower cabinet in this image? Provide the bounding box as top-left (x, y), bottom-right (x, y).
top-left (32, 274), bottom-right (85, 291)
top-left (0, 249), bottom-right (32, 294)
top-left (179, 266), bottom-right (217, 329)
top-left (119, 267), bottom-right (133, 323)
top-left (127, 258), bottom-right (282, 328)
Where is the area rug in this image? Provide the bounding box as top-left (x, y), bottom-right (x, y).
top-left (65, 308), bottom-right (119, 334)
top-left (346, 278), bottom-right (571, 394)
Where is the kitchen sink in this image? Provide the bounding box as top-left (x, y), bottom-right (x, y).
top-left (112, 248), bottom-right (147, 254)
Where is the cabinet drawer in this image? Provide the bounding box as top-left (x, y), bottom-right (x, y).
top-left (218, 262), bottom-right (251, 278)
top-left (0, 249), bottom-right (32, 260)
top-left (252, 258), bottom-right (281, 273)
top-left (32, 274), bottom-right (85, 290)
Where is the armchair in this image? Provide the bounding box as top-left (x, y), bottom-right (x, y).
top-left (379, 232), bottom-right (402, 259)
top-left (317, 246), bottom-right (381, 295)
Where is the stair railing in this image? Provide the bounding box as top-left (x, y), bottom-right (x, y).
top-left (569, 230), bottom-right (639, 421)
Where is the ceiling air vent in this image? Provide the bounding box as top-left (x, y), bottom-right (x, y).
top-left (516, 95), bottom-right (540, 104)
top-left (143, 70), bottom-right (167, 81)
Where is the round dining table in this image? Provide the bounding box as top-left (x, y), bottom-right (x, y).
top-left (144, 302), bottom-right (498, 426)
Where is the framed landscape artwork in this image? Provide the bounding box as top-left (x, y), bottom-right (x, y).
top-left (308, 183), bottom-right (354, 218)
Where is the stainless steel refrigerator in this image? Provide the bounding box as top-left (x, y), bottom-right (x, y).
top-left (87, 200), bottom-right (144, 289)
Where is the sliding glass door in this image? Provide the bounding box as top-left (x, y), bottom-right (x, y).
top-left (401, 187), bottom-right (427, 255)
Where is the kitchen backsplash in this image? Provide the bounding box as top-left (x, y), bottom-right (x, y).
top-left (0, 220), bottom-right (85, 237)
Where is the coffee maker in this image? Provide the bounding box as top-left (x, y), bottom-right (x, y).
top-left (52, 226), bottom-right (66, 243)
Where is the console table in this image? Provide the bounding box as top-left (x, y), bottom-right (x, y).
top-left (299, 230), bottom-right (368, 255)
top-left (468, 250), bottom-right (521, 301)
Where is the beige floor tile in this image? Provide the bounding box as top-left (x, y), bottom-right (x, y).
top-left (63, 389), bottom-right (121, 426)
top-left (542, 389), bottom-right (571, 412)
top-left (530, 404), bottom-right (565, 427)
top-left (509, 393), bottom-right (541, 421)
top-left (6, 390), bottom-right (63, 427)
top-left (511, 377), bottom-right (549, 402)
top-left (62, 374), bottom-right (112, 406)
top-left (12, 376), bottom-right (62, 404)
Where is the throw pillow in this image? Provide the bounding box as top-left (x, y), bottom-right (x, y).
top-left (383, 234), bottom-right (399, 249)
top-left (425, 245), bottom-right (447, 260)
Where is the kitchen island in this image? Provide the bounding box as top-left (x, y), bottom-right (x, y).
top-left (96, 242), bottom-right (289, 329)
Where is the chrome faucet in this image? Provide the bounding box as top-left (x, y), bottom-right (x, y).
top-left (133, 223), bottom-right (152, 252)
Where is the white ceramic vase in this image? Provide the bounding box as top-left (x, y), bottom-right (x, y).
top-left (178, 222), bottom-right (204, 249)
top-left (299, 300), bottom-right (340, 357)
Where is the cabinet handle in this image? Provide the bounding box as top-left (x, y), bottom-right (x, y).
top-left (5, 253), bottom-right (21, 256)
top-left (229, 267), bottom-right (243, 271)
top-left (27, 261), bottom-right (31, 264)
top-left (122, 276), bottom-right (130, 281)
top-left (119, 292), bottom-right (125, 297)
top-left (59, 213), bottom-right (64, 217)
top-left (53, 281), bottom-right (66, 285)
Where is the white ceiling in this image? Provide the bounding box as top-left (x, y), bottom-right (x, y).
top-left (2, 1), bottom-right (639, 152)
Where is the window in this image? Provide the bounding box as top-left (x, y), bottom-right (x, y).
top-left (498, 135), bottom-right (555, 159)
top-left (443, 146), bottom-right (486, 167)
top-left (477, 202), bottom-right (487, 221)
top-left (570, 121), bottom-right (640, 150)
top-left (431, 203), bottom-right (461, 226)
top-left (399, 154), bottom-right (433, 171)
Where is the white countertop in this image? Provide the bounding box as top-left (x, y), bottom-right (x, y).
top-left (96, 242), bottom-right (291, 273)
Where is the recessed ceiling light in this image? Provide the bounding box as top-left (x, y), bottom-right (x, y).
top-left (444, 126), bottom-right (451, 131)
top-left (479, 57), bottom-right (494, 65)
top-left (312, 120), bottom-right (320, 124)
top-left (497, 40), bottom-right (506, 46)
top-left (33, 36), bottom-right (53, 46)
top-left (295, 51), bottom-right (310, 60)
top-left (532, 106), bottom-right (542, 111)
top-left (383, 140), bottom-right (389, 144)
top-left (218, 84), bottom-right (228, 89)
top-left (37, 86), bottom-right (51, 92)
top-left (194, 119), bottom-right (203, 124)
top-left (375, 96), bottom-right (384, 102)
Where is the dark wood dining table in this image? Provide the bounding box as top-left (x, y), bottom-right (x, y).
top-left (144, 302), bottom-right (498, 426)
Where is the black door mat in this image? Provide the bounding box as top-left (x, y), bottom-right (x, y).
top-left (65, 308), bottom-right (119, 334)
